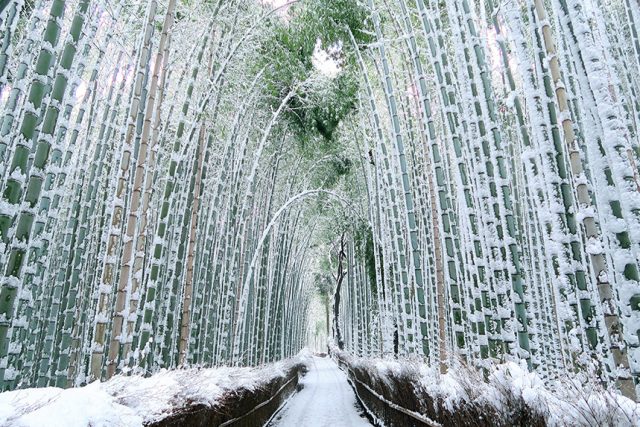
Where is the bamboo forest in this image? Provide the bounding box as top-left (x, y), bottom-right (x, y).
top-left (0, 0), bottom-right (640, 425)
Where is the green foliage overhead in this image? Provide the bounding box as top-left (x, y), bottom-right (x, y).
top-left (258, 0), bottom-right (372, 146)
top-left (309, 155), bottom-right (353, 189)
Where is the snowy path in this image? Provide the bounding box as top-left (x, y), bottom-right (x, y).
top-left (268, 356), bottom-right (372, 427)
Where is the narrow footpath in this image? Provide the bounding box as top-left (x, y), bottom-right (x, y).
top-left (268, 356), bottom-right (372, 427)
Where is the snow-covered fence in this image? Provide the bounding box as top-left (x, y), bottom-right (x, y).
top-left (332, 348), bottom-right (640, 426)
top-left (151, 361), bottom-right (305, 427)
top-left (0, 354), bottom-right (310, 427)
top-left (343, 364), bottom-right (441, 427)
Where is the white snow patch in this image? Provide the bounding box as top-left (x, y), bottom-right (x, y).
top-left (269, 355), bottom-right (371, 426)
top-left (0, 351), bottom-right (311, 427)
top-left (311, 39), bottom-right (343, 79)
top-left (332, 347), bottom-right (640, 426)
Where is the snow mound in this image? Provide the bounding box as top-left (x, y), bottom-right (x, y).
top-left (0, 351), bottom-right (309, 427)
top-left (332, 347), bottom-right (640, 426)
top-left (0, 383), bottom-right (141, 427)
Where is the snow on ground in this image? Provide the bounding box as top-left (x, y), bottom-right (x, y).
top-left (268, 355), bottom-right (371, 427)
top-left (339, 348), bottom-right (640, 427)
top-left (0, 383), bottom-right (141, 427)
top-left (3, 349), bottom-right (637, 427)
top-left (0, 350), bottom-right (311, 427)
top-left (418, 360), bottom-right (640, 426)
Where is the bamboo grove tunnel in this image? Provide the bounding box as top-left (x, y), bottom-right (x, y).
top-left (0, 0), bottom-right (640, 424)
